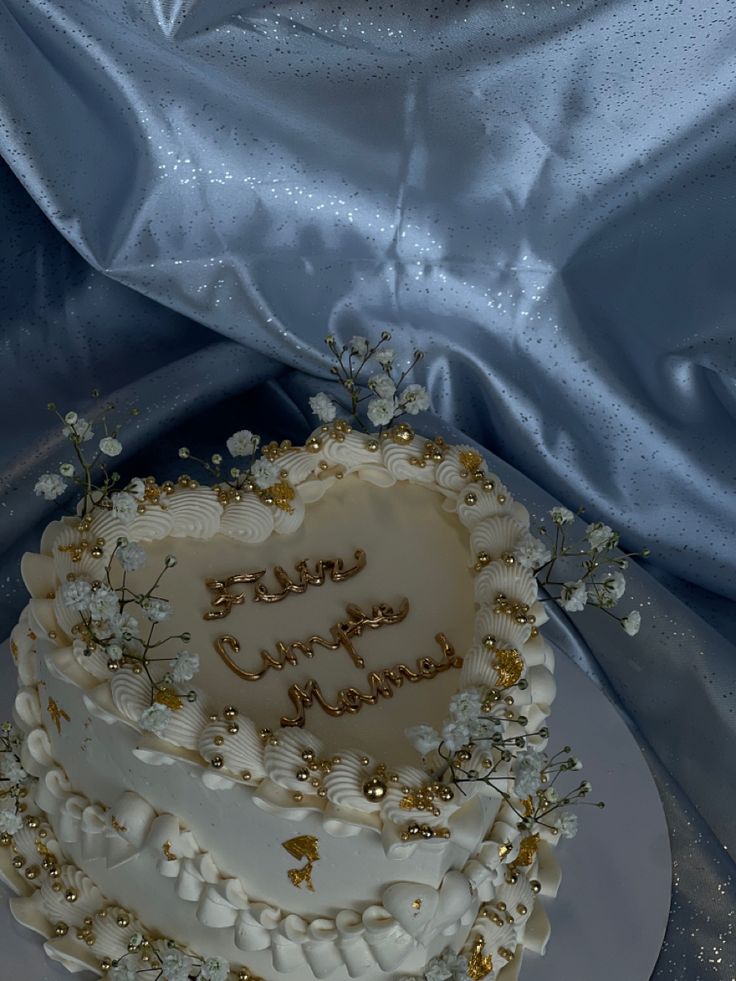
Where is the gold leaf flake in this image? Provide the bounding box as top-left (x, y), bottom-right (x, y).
top-left (283, 835), bottom-right (320, 892)
top-left (493, 647), bottom-right (524, 688)
top-left (282, 835), bottom-right (319, 863)
top-left (265, 480), bottom-right (296, 513)
top-left (10, 640), bottom-right (18, 661)
top-left (509, 833), bottom-right (540, 871)
top-left (467, 934), bottom-right (494, 979)
top-left (162, 841), bottom-right (177, 862)
top-left (459, 450), bottom-right (483, 473)
top-left (47, 698), bottom-right (70, 735)
top-left (153, 688), bottom-right (183, 711)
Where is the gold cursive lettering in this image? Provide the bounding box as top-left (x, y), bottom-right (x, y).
top-left (214, 599), bottom-right (410, 681)
top-left (204, 549), bottom-right (367, 620)
top-left (280, 634), bottom-right (462, 727)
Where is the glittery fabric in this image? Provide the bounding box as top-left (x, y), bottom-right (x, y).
top-left (0, 1), bottom-right (734, 977)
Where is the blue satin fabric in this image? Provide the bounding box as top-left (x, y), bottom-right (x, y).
top-left (0, 1), bottom-right (734, 977)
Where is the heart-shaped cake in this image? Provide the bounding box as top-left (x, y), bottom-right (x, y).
top-left (3, 422), bottom-right (561, 981)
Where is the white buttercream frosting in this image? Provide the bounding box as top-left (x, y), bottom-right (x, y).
top-left (2, 425), bottom-right (564, 981)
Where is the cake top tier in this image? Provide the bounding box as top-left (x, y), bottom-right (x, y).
top-left (21, 423), bottom-right (555, 845)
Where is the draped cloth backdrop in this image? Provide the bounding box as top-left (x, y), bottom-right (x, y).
top-left (0, 1), bottom-right (734, 977)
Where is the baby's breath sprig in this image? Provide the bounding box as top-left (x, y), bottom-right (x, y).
top-left (0, 722), bottom-right (31, 837)
top-left (534, 508), bottom-right (649, 636)
top-left (107, 933), bottom-right (232, 981)
top-left (61, 544), bottom-right (199, 740)
top-left (309, 332), bottom-right (429, 432)
top-left (34, 392), bottom-right (139, 519)
top-left (406, 677), bottom-right (601, 842)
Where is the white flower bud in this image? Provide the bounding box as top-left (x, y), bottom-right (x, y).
top-left (99, 436), bottom-right (122, 457)
top-left (309, 393), bottom-right (337, 423)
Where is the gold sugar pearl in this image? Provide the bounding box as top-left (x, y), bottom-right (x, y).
top-left (241, 770), bottom-right (252, 781)
top-left (223, 706), bottom-right (238, 720)
top-left (116, 913), bottom-right (130, 927)
top-left (464, 492), bottom-right (477, 506)
top-left (227, 723), bottom-right (240, 734)
top-left (11, 856), bottom-right (24, 869)
top-left (65, 889), bottom-right (78, 903)
top-left (213, 736), bottom-right (224, 747)
top-left (301, 749), bottom-right (316, 762)
top-left (359, 756), bottom-right (370, 766)
top-left (211, 756), bottom-right (224, 769)
top-left (362, 776), bottom-right (387, 802)
top-left (54, 922), bottom-right (68, 937)
top-left (366, 439), bottom-right (379, 452)
top-left (305, 437), bottom-right (321, 452)
top-left (25, 865), bottom-right (40, 880)
top-left (517, 903), bottom-right (528, 915)
top-left (292, 792), bottom-right (303, 802)
top-left (296, 768), bottom-right (309, 782)
top-left (391, 422), bottom-right (415, 445)
top-left (0, 833), bottom-right (11, 847)
top-left (530, 879), bottom-right (542, 893)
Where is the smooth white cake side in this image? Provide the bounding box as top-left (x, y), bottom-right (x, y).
top-left (2, 426), bottom-right (562, 981)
